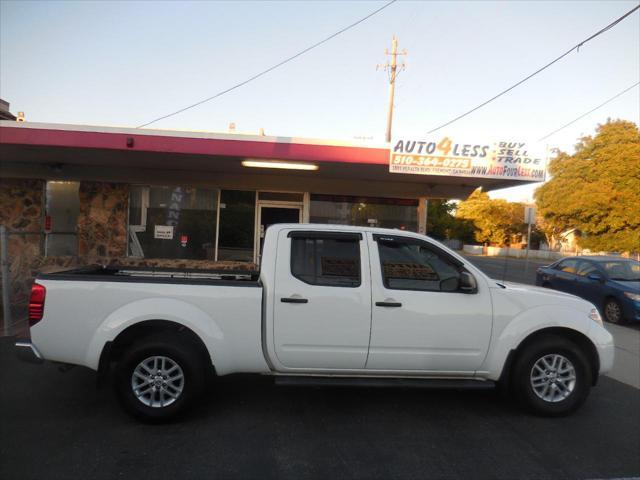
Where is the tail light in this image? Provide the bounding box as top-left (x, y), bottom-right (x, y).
top-left (28, 283), bottom-right (46, 326)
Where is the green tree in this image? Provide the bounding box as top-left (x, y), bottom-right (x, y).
top-left (535, 119), bottom-right (640, 253)
top-left (426, 199), bottom-right (475, 243)
top-left (456, 189), bottom-right (526, 245)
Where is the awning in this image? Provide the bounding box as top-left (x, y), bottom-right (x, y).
top-left (0, 121), bottom-right (539, 198)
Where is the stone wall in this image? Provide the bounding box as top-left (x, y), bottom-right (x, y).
top-left (78, 182), bottom-right (129, 259)
top-left (0, 178), bottom-right (44, 312)
top-left (1, 179), bottom-right (256, 327)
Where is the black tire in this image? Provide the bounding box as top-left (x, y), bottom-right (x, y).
top-left (512, 335), bottom-right (592, 417)
top-left (604, 298), bottom-right (625, 324)
top-left (115, 332), bottom-right (208, 422)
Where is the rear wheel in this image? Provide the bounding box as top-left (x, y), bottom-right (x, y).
top-left (512, 335), bottom-right (591, 416)
top-left (604, 298), bottom-right (625, 324)
top-left (115, 333), bottom-right (208, 421)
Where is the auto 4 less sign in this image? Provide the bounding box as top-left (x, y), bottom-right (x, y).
top-left (390, 137), bottom-right (546, 181)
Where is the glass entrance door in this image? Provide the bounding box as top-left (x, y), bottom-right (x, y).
top-left (257, 204), bottom-right (301, 261)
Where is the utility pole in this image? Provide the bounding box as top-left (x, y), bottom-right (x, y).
top-left (378, 36), bottom-right (406, 144)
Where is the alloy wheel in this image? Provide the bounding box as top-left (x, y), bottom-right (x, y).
top-left (131, 355), bottom-right (185, 408)
top-left (530, 354), bottom-right (576, 403)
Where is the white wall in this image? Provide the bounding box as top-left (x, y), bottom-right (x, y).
top-left (462, 244), bottom-right (567, 260)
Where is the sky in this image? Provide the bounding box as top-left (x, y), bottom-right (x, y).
top-left (1, 0), bottom-right (638, 202)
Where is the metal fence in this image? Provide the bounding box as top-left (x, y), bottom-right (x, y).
top-left (0, 225), bottom-right (45, 337)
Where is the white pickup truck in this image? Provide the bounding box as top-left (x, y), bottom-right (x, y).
top-left (17, 224), bottom-right (614, 420)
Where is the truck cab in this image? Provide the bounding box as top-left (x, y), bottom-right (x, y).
top-left (263, 227), bottom-right (491, 375)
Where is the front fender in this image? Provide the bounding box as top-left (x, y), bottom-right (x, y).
top-left (481, 304), bottom-right (593, 381)
top-left (84, 297), bottom-right (223, 370)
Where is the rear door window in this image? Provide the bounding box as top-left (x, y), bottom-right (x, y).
top-left (290, 235), bottom-right (361, 287)
top-left (576, 261), bottom-right (599, 277)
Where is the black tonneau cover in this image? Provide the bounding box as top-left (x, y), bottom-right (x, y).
top-left (37, 265), bottom-right (261, 287)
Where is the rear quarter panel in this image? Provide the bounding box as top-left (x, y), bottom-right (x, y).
top-left (30, 279), bottom-right (271, 375)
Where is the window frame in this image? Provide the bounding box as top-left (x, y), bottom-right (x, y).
top-left (288, 231), bottom-right (363, 288)
top-left (127, 186), bottom-right (149, 257)
top-left (373, 234), bottom-right (468, 293)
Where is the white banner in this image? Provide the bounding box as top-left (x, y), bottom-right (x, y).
top-left (154, 225), bottom-right (174, 240)
top-left (390, 136), bottom-right (546, 181)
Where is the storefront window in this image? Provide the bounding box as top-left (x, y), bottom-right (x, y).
top-left (310, 194), bottom-right (418, 232)
top-left (217, 190), bottom-right (256, 262)
top-left (128, 186), bottom-right (218, 260)
top-left (45, 181), bottom-right (80, 256)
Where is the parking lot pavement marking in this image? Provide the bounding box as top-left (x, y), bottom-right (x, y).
top-left (587, 477), bottom-right (640, 480)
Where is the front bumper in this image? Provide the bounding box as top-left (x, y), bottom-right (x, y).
top-left (596, 341), bottom-right (615, 375)
top-left (621, 299), bottom-right (640, 322)
top-left (589, 322), bottom-right (615, 375)
top-left (15, 341), bottom-right (44, 364)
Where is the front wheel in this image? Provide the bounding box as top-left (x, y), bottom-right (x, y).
top-left (115, 333), bottom-right (208, 421)
top-left (512, 335), bottom-right (591, 416)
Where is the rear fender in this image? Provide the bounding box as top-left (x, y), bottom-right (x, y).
top-left (85, 298), bottom-right (222, 370)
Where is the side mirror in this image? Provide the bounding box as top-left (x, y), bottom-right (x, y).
top-left (440, 276), bottom-right (460, 292)
top-left (459, 271), bottom-right (478, 293)
top-left (587, 272), bottom-right (604, 283)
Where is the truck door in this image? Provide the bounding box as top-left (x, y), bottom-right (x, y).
top-left (272, 230), bottom-right (372, 370)
top-left (366, 233), bottom-right (492, 373)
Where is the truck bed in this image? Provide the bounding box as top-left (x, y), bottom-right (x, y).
top-left (31, 265), bottom-right (269, 375)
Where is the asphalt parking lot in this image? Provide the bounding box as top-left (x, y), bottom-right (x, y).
top-left (0, 340), bottom-right (639, 480)
top-left (461, 253), bottom-right (549, 285)
top-left (1, 255), bottom-right (639, 480)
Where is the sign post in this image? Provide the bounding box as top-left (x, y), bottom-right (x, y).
top-left (524, 206), bottom-right (536, 262)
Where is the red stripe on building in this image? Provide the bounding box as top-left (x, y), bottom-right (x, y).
top-left (0, 126), bottom-right (390, 165)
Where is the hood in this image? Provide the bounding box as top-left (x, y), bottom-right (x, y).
top-left (490, 279), bottom-right (594, 314)
top-left (492, 280), bottom-right (576, 298)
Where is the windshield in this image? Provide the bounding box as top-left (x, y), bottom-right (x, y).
top-left (600, 260), bottom-right (640, 281)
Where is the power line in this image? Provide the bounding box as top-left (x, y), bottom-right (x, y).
top-left (426, 4), bottom-right (640, 134)
top-left (137, 0), bottom-right (398, 129)
top-left (538, 81), bottom-right (639, 141)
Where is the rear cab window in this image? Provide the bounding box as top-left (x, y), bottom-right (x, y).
top-left (289, 232), bottom-right (362, 287)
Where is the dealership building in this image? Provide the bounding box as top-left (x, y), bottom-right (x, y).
top-left (0, 119), bottom-right (545, 314)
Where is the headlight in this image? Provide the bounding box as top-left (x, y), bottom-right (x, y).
top-left (589, 308), bottom-right (603, 325)
top-left (623, 292), bottom-right (640, 302)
